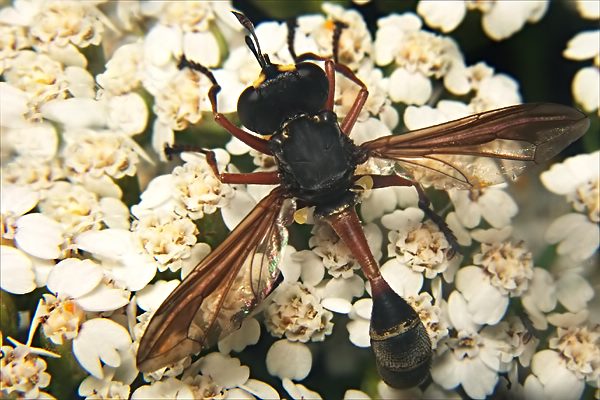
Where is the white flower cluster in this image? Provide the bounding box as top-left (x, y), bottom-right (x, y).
top-left (563, 0), bottom-right (599, 115)
top-left (0, 1), bottom-right (597, 399)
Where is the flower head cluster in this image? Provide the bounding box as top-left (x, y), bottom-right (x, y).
top-left (265, 282), bottom-right (334, 342)
top-left (0, 1), bottom-right (597, 399)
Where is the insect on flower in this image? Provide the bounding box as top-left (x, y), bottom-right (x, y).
top-left (136, 12), bottom-right (590, 388)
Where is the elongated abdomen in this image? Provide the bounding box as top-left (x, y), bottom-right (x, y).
top-left (370, 276), bottom-right (432, 388)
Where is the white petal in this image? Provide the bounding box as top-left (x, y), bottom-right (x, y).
top-left (449, 189), bottom-right (482, 228)
top-left (0, 184), bottom-right (39, 216)
top-left (576, 0), bottom-right (600, 19)
top-left (279, 245), bottom-right (301, 283)
top-left (541, 151), bottom-right (600, 195)
top-left (15, 213), bottom-right (63, 259)
top-left (479, 190), bottom-right (518, 228)
top-left (180, 243), bottom-right (211, 279)
top-left (144, 24), bottom-right (181, 67)
top-left (482, 1), bottom-right (546, 41)
top-left (323, 275), bottom-right (364, 302)
top-left (152, 120), bottom-right (175, 160)
top-left (107, 93), bottom-right (148, 136)
top-left (0, 82), bottom-right (29, 127)
top-left (75, 229), bottom-right (134, 260)
top-left (199, 353), bottom-right (249, 389)
top-left (572, 66), bottom-right (600, 113)
top-left (282, 379), bottom-right (322, 400)
top-left (99, 198), bottom-right (130, 229)
top-left (346, 319), bottom-right (370, 347)
top-left (343, 389), bottom-right (371, 400)
top-left (221, 190), bottom-right (256, 230)
top-left (380, 259), bottom-right (423, 297)
top-left (322, 298), bottom-right (352, 314)
top-left (445, 212), bottom-right (472, 247)
top-left (47, 258), bottom-right (103, 298)
top-left (5, 121), bottom-right (58, 161)
top-left (563, 30), bottom-right (600, 61)
top-left (417, 0), bottom-right (466, 33)
top-left (431, 349), bottom-right (462, 390)
top-left (556, 272), bottom-right (594, 312)
top-left (41, 98), bottom-right (107, 127)
top-left (73, 318), bottom-right (132, 379)
top-left (389, 68), bottom-right (432, 105)
top-left (456, 266), bottom-right (508, 325)
top-left (76, 284), bottom-right (130, 312)
top-left (531, 350), bottom-right (585, 400)
top-left (353, 298), bottom-right (373, 320)
top-left (135, 174), bottom-right (174, 210)
top-left (136, 280), bottom-right (179, 312)
top-left (446, 291), bottom-right (478, 332)
top-left (64, 66), bottom-right (95, 98)
top-left (361, 187), bottom-right (398, 223)
top-left (266, 340), bottom-right (312, 380)
top-left (0, 246), bottom-right (36, 294)
top-left (218, 318), bottom-right (261, 354)
top-left (461, 358), bottom-right (498, 399)
top-left (183, 31), bottom-right (220, 68)
top-left (226, 136), bottom-right (252, 155)
top-left (239, 379), bottom-right (280, 400)
top-left (296, 250), bottom-right (325, 287)
top-left (546, 213), bottom-right (599, 261)
top-left (132, 378), bottom-right (193, 399)
top-left (403, 105), bottom-right (445, 131)
top-left (32, 257), bottom-right (54, 288)
top-left (81, 175), bottom-right (123, 199)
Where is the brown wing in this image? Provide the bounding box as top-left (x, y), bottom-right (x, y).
top-left (137, 187), bottom-right (295, 372)
top-left (361, 103), bottom-right (590, 189)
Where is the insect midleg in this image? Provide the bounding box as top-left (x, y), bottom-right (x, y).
top-left (165, 144), bottom-right (280, 185)
top-left (178, 56), bottom-right (272, 155)
top-left (355, 174), bottom-right (460, 255)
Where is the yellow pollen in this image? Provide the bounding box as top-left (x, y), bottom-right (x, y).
top-left (324, 19), bottom-right (335, 31)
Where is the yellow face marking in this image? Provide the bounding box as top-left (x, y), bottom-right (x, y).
top-left (277, 64), bottom-right (296, 72)
top-left (252, 72), bottom-right (266, 88)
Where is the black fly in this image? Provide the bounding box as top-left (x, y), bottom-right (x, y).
top-left (137, 12), bottom-right (590, 389)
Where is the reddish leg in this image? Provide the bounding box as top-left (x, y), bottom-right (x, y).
top-left (286, 18), bottom-right (369, 136)
top-left (324, 60), bottom-right (335, 111)
top-left (165, 144), bottom-right (280, 185)
top-left (354, 174), bottom-right (460, 255)
top-left (294, 52), bottom-right (369, 136)
top-left (178, 57), bottom-right (272, 155)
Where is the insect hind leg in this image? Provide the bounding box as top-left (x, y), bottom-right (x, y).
top-left (355, 174), bottom-right (460, 257)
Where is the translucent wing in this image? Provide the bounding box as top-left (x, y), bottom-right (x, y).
top-left (361, 103), bottom-right (590, 190)
top-left (137, 187), bottom-right (295, 372)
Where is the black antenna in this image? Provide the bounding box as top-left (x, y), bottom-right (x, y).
top-left (232, 11), bottom-right (269, 68)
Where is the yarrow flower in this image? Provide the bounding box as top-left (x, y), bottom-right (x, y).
top-left (541, 151), bottom-right (600, 261)
top-left (0, 1), bottom-right (597, 399)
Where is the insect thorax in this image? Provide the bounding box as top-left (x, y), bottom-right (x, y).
top-left (268, 110), bottom-right (363, 211)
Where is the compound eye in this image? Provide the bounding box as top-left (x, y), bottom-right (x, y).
top-left (237, 86), bottom-right (284, 134)
top-left (294, 63), bottom-right (328, 113)
top-left (237, 62), bottom-right (329, 135)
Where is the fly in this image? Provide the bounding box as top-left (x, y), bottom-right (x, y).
top-left (136, 12), bottom-right (590, 388)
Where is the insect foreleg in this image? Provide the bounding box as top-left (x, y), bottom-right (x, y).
top-left (178, 56), bottom-right (272, 155)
